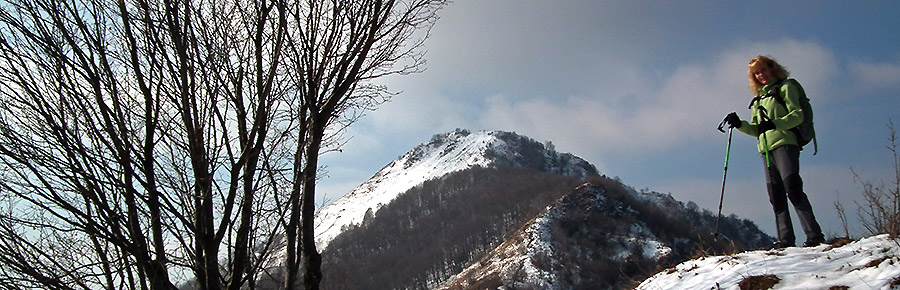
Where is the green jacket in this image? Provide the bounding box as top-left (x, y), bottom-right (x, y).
top-left (737, 79), bottom-right (805, 153)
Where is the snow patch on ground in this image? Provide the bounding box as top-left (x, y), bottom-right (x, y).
top-left (520, 213), bottom-right (560, 290)
top-left (637, 234), bottom-right (900, 290)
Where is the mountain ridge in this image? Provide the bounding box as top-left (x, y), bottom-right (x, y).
top-left (314, 129), bottom-right (598, 249)
top-left (308, 129), bottom-right (772, 289)
top-left (438, 178), bottom-right (771, 289)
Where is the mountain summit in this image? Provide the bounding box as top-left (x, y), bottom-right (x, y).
top-left (314, 129), bottom-right (598, 249)
top-left (299, 129), bottom-right (771, 289)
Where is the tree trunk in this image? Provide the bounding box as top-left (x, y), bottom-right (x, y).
top-left (300, 115), bottom-right (325, 290)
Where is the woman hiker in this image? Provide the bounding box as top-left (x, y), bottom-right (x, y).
top-left (723, 55), bottom-right (825, 249)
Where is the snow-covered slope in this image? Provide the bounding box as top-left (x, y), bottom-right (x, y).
top-left (637, 234), bottom-right (900, 290)
top-left (435, 179), bottom-right (779, 290)
top-left (313, 129), bottom-right (597, 249)
top-left (311, 129), bottom-right (773, 289)
top-left (439, 183), bottom-right (674, 290)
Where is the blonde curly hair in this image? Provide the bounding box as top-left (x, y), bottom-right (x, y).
top-left (748, 55), bottom-right (790, 94)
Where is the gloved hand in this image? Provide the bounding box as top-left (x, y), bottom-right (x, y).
top-left (724, 112), bottom-right (741, 128)
top-left (757, 120), bottom-right (775, 132)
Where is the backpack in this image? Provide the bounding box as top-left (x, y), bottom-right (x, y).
top-left (764, 78), bottom-right (817, 155)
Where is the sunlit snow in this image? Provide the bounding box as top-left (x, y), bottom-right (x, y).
top-left (313, 130), bottom-right (497, 248)
top-left (637, 234), bottom-right (900, 290)
top-left (313, 129), bottom-right (593, 249)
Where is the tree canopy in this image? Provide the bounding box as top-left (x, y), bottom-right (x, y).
top-left (0, 0), bottom-right (446, 289)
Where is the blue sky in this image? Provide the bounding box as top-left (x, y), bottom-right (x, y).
top-left (318, 1), bottom-right (900, 241)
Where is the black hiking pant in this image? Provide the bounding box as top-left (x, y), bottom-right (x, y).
top-left (763, 145), bottom-right (824, 244)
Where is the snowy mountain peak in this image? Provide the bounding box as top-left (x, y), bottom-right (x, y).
top-left (314, 129), bottom-right (598, 249)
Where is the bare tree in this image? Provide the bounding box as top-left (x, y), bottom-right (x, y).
top-left (0, 0), bottom-right (294, 288)
top-left (834, 198), bottom-right (850, 239)
top-left (853, 119), bottom-right (900, 239)
top-left (0, 0), bottom-right (444, 289)
top-left (279, 1), bottom-right (446, 289)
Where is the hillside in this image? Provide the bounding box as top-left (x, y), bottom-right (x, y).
top-left (322, 166), bottom-right (587, 289)
top-left (307, 129), bottom-right (772, 289)
top-left (313, 129), bottom-right (598, 249)
top-left (438, 180), bottom-right (771, 289)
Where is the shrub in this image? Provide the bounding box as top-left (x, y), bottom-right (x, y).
top-left (853, 120), bottom-right (900, 239)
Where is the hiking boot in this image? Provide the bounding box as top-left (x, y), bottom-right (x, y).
top-left (803, 237), bottom-right (825, 247)
top-left (771, 240), bottom-right (794, 249)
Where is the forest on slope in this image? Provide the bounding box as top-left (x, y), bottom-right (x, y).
top-left (313, 166), bottom-right (770, 289)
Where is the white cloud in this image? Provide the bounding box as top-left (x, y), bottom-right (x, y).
top-left (849, 60), bottom-right (900, 90)
top-left (469, 39), bottom-right (839, 158)
top-left (315, 1), bottom-right (899, 240)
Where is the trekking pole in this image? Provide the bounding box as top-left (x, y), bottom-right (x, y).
top-left (757, 105), bottom-right (773, 169)
top-left (748, 97), bottom-right (773, 169)
top-left (713, 119), bottom-right (733, 241)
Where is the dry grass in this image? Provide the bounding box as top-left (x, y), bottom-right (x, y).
top-left (738, 274), bottom-right (779, 290)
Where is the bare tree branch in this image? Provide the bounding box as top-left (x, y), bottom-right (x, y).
top-left (0, 0), bottom-right (445, 289)
top-left (854, 119), bottom-right (900, 239)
